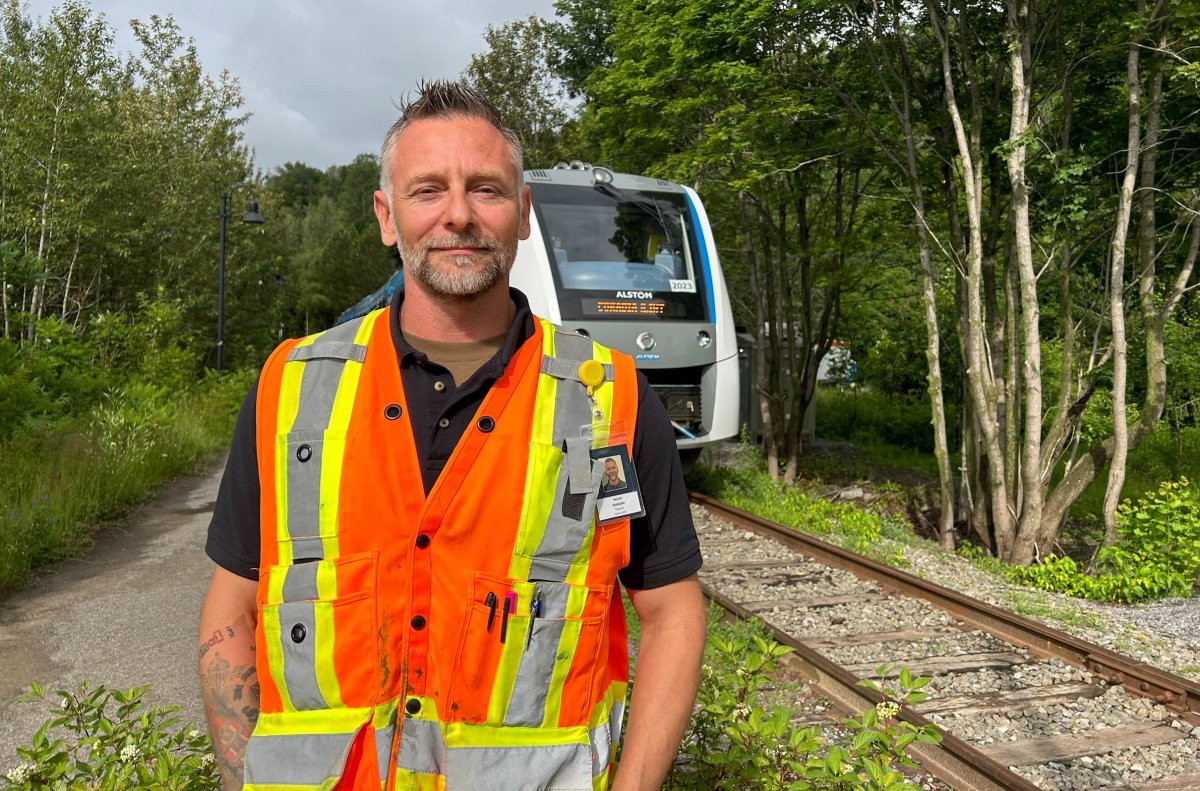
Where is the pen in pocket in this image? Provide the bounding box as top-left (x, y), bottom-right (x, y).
top-left (485, 592), bottom-right (498, 632)
top-left (526, 586), bottom-right (542, 649)
top-left (500, 591), bottom-right (516, 643)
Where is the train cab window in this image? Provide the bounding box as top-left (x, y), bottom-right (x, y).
top-left (531, 184), bottom-right (710, 322)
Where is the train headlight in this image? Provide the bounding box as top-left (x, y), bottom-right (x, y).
top-left (592, 166), bottom-right (615, 185)
top-left (636, 332), bottom-right (657, 351)
top-left (574, 328), bottom-right (590, 339)
top-left (697, 331), bottom-right (712, 348)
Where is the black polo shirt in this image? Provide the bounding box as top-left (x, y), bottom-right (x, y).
top-left (206, 288), bottom-right (701, 590)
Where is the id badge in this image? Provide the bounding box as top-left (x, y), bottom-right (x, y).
top-left (591, 443), bottom-right (646, 524)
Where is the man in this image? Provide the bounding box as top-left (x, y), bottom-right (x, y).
top-left (198, 80), bottom-right (706, 791)
top-left (600, 457), bottom-right (626, 493)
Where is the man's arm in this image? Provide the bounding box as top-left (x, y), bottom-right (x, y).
top-left (613, 574), bottom-right (707, 791)
top-left (199, 566), bottom-right (260, 790)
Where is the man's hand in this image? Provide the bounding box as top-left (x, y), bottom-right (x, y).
top-left (613, 574), bottom-right (707, 791)
top-left (199, 566), bottom-right (259, 791)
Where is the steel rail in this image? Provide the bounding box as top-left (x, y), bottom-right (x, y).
top-left (691, 491), bottom-right (1200, 724)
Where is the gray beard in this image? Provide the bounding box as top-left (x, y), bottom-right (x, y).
top-left (397, 230), bottom-right (517, 299)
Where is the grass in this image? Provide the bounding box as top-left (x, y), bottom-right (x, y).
top-left (0, 373), bottom-right (250, 594)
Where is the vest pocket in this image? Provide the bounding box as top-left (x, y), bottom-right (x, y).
top-left (447, 575), bottom-right (611, 729)
top-left (258, 552), bottom-right (380, 711)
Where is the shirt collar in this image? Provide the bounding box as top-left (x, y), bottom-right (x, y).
top-left (388, 286), bottom-right (536, 374)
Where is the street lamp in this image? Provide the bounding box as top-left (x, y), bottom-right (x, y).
top-left (217, 185), bottom-right (265, 371)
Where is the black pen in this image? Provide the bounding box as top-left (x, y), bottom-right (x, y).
top-left (485, 592), bottom-right (498, 632)
top-left (500, 592), bottom-right (515, 643)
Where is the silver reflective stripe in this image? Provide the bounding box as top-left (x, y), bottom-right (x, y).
top-left (504, 615), bottom-right (569, 726)
top-left (565, 435), bottom-right (593, 495)
top-left (528, 463), bottom-right (603, 582)
top-left (374, 716), bottom-right (396, 784)
top-left (244, 729), bottom-right (360, 786)
top-left (396, 716), bottom-right (446, 775)
top-left (287, 341), bottom-right (368, 363)
top-left (282, 559), bottom-right (320, 602)
top-left (540, 355), bottom-right (614, 382)
top-left (285, 430), bottom-right (326, 558)
top-left (292, 353), bottom-right (350, 429)
top-left (445, 742), bottom-right (592, 790)
top-left (529, 329), bottom-right (602, 582)
top-left (594, 698), bottom-right (625, 777)
top-left (277, 600), bottom-right (325, 710)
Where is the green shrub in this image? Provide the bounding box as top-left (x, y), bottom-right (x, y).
top-left (1, 682), bottom-right (218, 790)
top-left (1008, 477), bottom-right (1200, 603)
top-left (667, 616), bottom-right (939, 790)
top-left (0, 371), bottom-right (250, 593)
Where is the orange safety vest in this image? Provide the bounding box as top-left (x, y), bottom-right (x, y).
top-left (246, 308), bottom-right (639, 791)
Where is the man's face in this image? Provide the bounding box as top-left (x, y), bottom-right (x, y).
top-left (604, 459), bottom-right (619, 484)
top-left (373, 116), bottom-right (531, 299)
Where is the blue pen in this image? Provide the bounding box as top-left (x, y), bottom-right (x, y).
top-left (526, 587), bottom-right (543, 649)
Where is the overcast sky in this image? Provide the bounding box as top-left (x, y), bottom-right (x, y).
top-left (23, 0), bottom-right (562, 173)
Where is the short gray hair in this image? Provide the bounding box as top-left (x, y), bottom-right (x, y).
top-left (379, 79), bottom-right (524, 197)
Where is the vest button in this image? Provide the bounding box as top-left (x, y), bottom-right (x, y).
top-left (410, 615), bottom-right (426, 630)
top-left (477, 416), bottom-right (495, 433)
top-left (405, 698), bottom-right (421, 715)
top-left (290, 623), bottom-right (306, 643)
top-left (433, 380), bottom-right (446, 392)
top-left (295, 444), bottom-right (312, 463)
top-left (415, 534), bottom-right (431, 549)
top-left (384, 404), bottom-right (402, 420)
top-left (437, 417), bottom-right (450, 429)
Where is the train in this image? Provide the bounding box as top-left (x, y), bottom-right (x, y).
top-left (338, 162), bottom-right (740, 467)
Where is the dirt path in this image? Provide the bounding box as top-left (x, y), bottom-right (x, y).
top-left (0, 456), bottom-right (225, 769)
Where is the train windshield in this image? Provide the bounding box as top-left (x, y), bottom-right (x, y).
top-left (531, 183), bottom-right (709, 321)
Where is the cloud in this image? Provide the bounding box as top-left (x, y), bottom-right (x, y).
top-left (25, 0), bottom-right (560, 170)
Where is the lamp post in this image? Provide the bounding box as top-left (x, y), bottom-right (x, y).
top-left (217, 186), bottom-right (265, 371)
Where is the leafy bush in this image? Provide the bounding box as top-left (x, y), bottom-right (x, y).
top-left (667, 616), bottom-right (940, 790)
top-left (1, 682), bottom-right (218, 790)
top-left (1008, 477), bottom-right (1200, 603)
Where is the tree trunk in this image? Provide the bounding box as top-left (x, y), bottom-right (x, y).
top-left (1101, 9), bottom-right (1143, 547)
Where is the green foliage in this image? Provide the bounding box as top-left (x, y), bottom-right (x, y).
top-left (816, 389), bottom-right (943, 455)
top-left (667, 616), bottom-right (939, 790)
top-left (689, 459), bottom-right (892, 556)
top-left (1, 682), bottom-right (218, 790)
top-left (1008, 478), bottom-right (1200, 603)
top-left (0, 370), bottom-right (249, 593)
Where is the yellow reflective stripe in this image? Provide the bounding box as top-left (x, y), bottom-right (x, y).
top-left (510, 320), bottom-right (561, 581)
top-left (316, 430), bottom-right (345, 560)
top-left (486, 612), bottom-right (529, 723)
top-left (267, 564), bottom-right (287, 606)
top-left (445, 721), bottom-right (588, 748)
top-left (563, 341), bottom-right (616, 586)
top-left (273, 335), bottom-right (317, 567)
top-left (539, 584), bottom-right (593, 726)
top-left (541, 617), bottom-right (582, 727)
top-left (392, 772), bottom-right (446, 791)
top-left (254, 706), bottom-right (374, 736)
top-left (262, 608), bottom-right (290, 710)
top-left (312, 600), bottom-right (343, 708)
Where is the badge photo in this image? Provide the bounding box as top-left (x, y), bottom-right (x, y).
top-left (591, 444), bottom-right (646, 524)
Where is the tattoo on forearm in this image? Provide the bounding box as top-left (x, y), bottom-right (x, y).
top-left (200, 621), bottom-right (259, 790)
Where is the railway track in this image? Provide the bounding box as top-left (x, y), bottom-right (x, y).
top-left (690, 492), bottom-right (1200, 791)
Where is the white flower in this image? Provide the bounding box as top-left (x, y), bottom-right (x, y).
top-left (5, 763), bottom-right (32, 783)
top-left (120, 744), bottom-right (139, 762)
top-left (188, 729), bottom-right (200, 739)
top-left (875, 701), bottom-right (901, 721)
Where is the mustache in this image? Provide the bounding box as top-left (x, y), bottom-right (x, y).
top-left (420, 233), bottom-right (501, 252)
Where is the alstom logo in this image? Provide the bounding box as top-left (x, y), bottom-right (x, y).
top-left (616, 290), bottom-right (654, 299)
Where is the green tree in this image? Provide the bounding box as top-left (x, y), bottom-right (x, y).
top-left (463, 15), bottom-right (572, 170)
